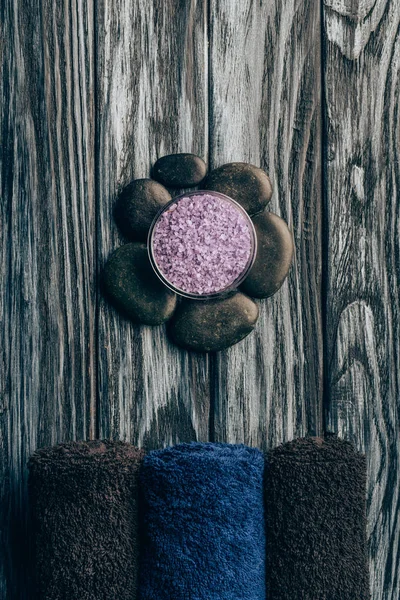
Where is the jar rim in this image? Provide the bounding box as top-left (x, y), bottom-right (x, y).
top-left (147, 190), bottom-right (258, 300)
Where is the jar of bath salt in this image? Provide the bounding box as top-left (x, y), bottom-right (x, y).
top-left (148, 191), bottom-right (257, 299)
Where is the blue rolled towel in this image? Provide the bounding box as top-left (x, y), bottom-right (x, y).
top-left (138, 442), bottom-right (266, 600)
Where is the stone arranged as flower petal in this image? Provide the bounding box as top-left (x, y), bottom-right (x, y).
top-left (114, 179), bottom-right (171, 242)
top-left (168, 292), bottom-right (259, 353)
top-left (102, 243), bottom-right (177, 326)
top-left (204, 162), bottom-right (273, 215)
top-left (240, 211), bottom-right (294, 299)
top-left (152, 153), bottom-right (207, 187)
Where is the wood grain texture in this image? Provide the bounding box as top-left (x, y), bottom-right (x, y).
top-left (0, 0), bottom-right (95, 596)
top-left (96, 0), bottom-right (210, 448)
top-left (323, 1), bottom-right (400, 597)
top-left (0, 5), bottom-right (12, 595)
top-left (209, 0), bottom-right (323, 449)
top-left (1, 1), bottom-right (398, 598)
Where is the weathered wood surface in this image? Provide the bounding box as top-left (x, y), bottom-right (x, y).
top-left (323, 0), bottom-right (400, 598)
top-left (1, 0), bottom-right (399, 598)
top-left (0, 6), bottom-right (12, 595)
top-left (0, 0), bottom-right (96, 597)
top-left (209, 0), bottom-right (323, 449)
top-left (96, 0), bottom-right (210, 448)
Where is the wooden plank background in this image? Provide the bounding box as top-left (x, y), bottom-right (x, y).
top-left (0, 0), bottom-right (398, 598)
top-left (323, 1), bottom-right (400, 598)
top-left (1, 0), bottom-right (96, 597)
top-left (209, 0), bottom-right (322, 449)
top-left (96, 0), bottom-right (210, 449)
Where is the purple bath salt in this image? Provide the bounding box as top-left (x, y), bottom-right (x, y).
top-left (151, 193), bottom-right (253, 296)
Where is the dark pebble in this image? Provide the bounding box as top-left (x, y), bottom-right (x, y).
top-left (168, 292), bottom-right (259, 352)
top-left (203, 162), bottom-right (272, 215)
top-left (102, 243), bottom-right (177, 326)
top-left (152, 153), bottom-right (207, 187)
top-left (114, 179), bottom-right (171, 241)
top-left (240, 211), bottom-right (293, 298)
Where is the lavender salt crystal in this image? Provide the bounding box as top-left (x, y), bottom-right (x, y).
top-left (151, 193), bottom-right (253, 295)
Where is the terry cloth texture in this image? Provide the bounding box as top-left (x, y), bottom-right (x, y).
top-left (138, 442), bottom-right (266, 600)
top-left (28, 440), bottom-right (144, 600)
top-left (265, 435), bottom-right (369, 600)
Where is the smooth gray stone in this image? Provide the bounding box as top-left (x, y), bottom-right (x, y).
top-left (203, 162), bottom-right (272, 215)
top-left (114, 179), bottom-right (171, 241)
top-left (102, 243), bottom-right (177, 325)
top-left (168, 292), bottom-right (259, 352)
top-left (241, 211), bottom-right (293, 298)
top-left (152, 153), bottom-right (207, 187)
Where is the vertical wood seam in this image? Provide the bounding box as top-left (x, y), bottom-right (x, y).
top-left (320, 0), bottom-right (329, 436)
top-left (94, 0), bottom-right (100, 441)
top-left (206, 0), bottom-right (217, 446)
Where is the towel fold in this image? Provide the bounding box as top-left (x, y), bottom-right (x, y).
top-left (29, 440), bottom-right (144, 600)
top-left (265, 435), bottom-right (369, 600)
top-left (138, 442), bottom-right (266, 600)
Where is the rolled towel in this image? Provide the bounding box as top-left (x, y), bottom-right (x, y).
top-left (265, 435), bottom-right (369, 600)
top-left (29, 440), bottom-right (144, 600)
top-left (138, 442), bottom-right (266, 600)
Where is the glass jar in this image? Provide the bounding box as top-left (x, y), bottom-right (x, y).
top-left (148, 190), bottom-right (257, 300)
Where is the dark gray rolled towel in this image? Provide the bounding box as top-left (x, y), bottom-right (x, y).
top-left (138, 442), bottom-right (266, 600)
top-left (28, 440), bottom-right (144, 600)
top-left (265, 435), bottom-right (369, 600)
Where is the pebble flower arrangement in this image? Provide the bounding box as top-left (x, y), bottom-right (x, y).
top-left (102, 154), bottom-right (294, 352)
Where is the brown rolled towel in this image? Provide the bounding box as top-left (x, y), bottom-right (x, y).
top-left (28, 440), bottom-right (144, 600)
top-left (265, 435), bottom-right (369, 600)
